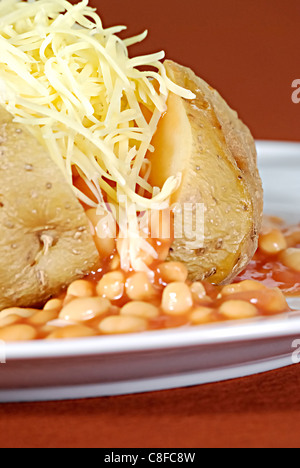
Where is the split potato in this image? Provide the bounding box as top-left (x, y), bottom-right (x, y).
top-left (0, 107), bottom-right (99, 310)
top-left (149, 60), bottom-right (263, 284)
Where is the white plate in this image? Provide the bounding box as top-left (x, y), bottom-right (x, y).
top-left (0, 140), bottom-right (300, 403)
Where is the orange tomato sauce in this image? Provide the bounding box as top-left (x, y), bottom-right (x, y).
top-left (236, 223), bottom-right (300, 296)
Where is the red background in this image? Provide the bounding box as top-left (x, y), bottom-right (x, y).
top-left (1, 0), bottom-right (300, 449)
top-left (88, 0), bottom-right (300, 141)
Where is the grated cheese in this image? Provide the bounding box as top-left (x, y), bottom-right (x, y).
top-left (0, 0), bottom-right (195, 273)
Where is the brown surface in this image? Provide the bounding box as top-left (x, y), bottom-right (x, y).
top-left (2, 365), bottom-right (300, 448)
top-left (88, 0), bottom-right (300, 141)
top-left (1, 0), bottom-right (300, 449)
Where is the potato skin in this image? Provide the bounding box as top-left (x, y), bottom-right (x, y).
top-left (162, 61), bottom-right (263, 284)
top-left (0, 107), bottom-right (99, 310)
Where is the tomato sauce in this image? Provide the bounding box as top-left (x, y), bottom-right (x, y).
top-left (236, 223), bottom-right (300, 296)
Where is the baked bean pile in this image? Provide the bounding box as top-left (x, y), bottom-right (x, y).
top-left (237, 218), bottom-right (300, 295)
top-left (0, 264), bottom-right (292, 342)
top-left (0, 217), bottom-right (297, 342)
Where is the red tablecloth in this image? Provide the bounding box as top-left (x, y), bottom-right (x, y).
top-left (1, 0), bottom-right (300, 449)
top-left (2, 365), bottom-right (300, 448)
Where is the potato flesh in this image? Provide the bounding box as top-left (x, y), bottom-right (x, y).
top-left (0, 107), bottom-right (99, 310)
top-left (149, 61), bottom-right (263, 284)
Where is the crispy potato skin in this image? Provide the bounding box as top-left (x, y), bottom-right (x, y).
top-left (0, 107), bottom-right (99, 310)
top-left (150, 61), bottom-right (263, 284)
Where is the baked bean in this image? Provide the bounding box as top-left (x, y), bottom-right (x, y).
top-left (109, 254), bottom-right (121, 271)
top-left (63, 295), bottom-right (76, 307)
top-left (43, 298), bottom-right (63, 311)
top-left (158, 262), bottom-right (188, 283)
top-left (121, 301), bottom-right (160, 319)
top-left (86, 208), bottom-right (116, 258)
top-left (258, 288), bottom-right (289, 314)
top-left (161, 282), bottom-right (193, 315)
top-left (96, 271), bottom-right (125, 301)
top-left (47, 325), bottom-right (97, 340)
top-left (0, 314), bottom-right (21, 328)
top-left (285, 230), bottom-right (300, 248)
top-left (189, 307), bottom-right (215, 325)
top-left (43, 319), bottom-right (76, 329)
top-left (99, 315), bottom-right (148, 334)
top-left (279, 248), bottom-right (300, 272)
top-left (222, 288), bottom-right (289, 315)
top-left (0, 307), bottom-right (37, 319)
top-left (40, 325), bottom-right (57, 335)
top-left (93, 235), bottom-right (116, 259)
top-left (0, 324), bottom-right (37, 341)
top-left (259, 229), bottom-right (287, 254)
top-left (126, 272), bottom-right (156, 301)
top-left (221, 280), bottom-right (267, 296)
top-left (28, 309), bottom-right (58, 326)
top-left (190, 282), bottom-right (207, 302)
top-left (67, 280), bottom-right (95, 298)
top-left (59, 297), bottom-right (110, 322)
top-left (219, 300), bottom-right (258, 320)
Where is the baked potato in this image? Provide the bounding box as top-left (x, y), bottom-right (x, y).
top-left (0, 107), bottom-right (99, 310)
top-left (149, 60), bottom-right (263, 284)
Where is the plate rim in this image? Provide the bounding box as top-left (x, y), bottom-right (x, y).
top-left (3, 311), bottom-right (300, 360)
top-left (0, 354), bottom-right (293, 403)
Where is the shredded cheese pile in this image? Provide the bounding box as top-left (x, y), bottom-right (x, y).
top-left (0, 0), bottom-right (194, 272)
